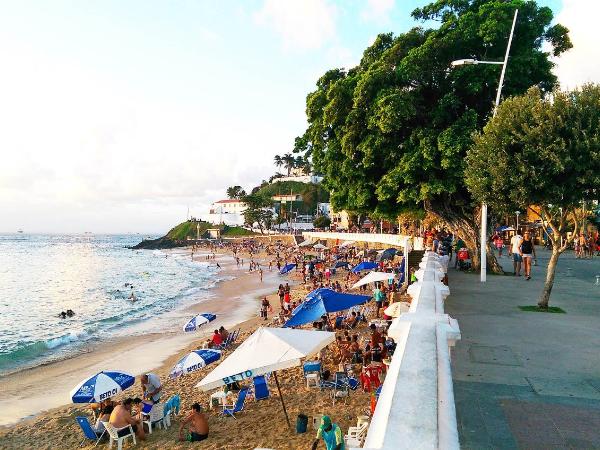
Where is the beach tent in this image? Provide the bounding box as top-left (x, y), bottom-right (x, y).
top-left (279, 263), bottom-right (296, 275)
top-left (351, 271), bottom-right (397, 289)
top-left (376, 248), bottom-right (397, 262)
top-left (312, 243), bottom-right (327, 250)
top-left (183, 313), bottom-right (217, 332)
top-left (384, 302), bottom-right (410, 318)
top-left (196, 327), bottom-right (334, 427)
top-left (351, 261), bottom-right (379, 273)
top-left (339, 241), bottom-right (355, 248)
top-left (70, 371), bottom-right (135, 403)
top-left (298, 240), bottom-right (313, 247)
top-left (283, 288), bottom-right (371, 328)
top-left (170, 349), bottom-right (221, 379)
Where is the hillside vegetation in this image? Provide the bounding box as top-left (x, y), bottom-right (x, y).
top-left (255, 181), bottom-right (329, 215)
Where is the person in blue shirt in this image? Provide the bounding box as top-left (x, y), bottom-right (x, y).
top-left (312, 415), bottom-right (344, 450)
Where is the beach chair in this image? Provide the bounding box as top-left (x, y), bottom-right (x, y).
top-left (303, 360), bottom-right (321, 388)
top-left (253, 375), bottom-right (270, 401)
top-left (221, 387), bottom-right (249, 419)
top-left (219, 333), bottom-right (233, 350)
top-left (75, 416), bottom-right (104, 447)
top-left (330, 372), bottom-right (350, 405)
top-left (162, 394), bottom-right (180, 428)
top-left (101, 421), bottom-right (136, 450)
top-left (142, 404), bottom-right (165, 434)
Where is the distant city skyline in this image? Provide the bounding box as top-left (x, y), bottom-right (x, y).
top-left (0, 0), bottom-right (596, 234)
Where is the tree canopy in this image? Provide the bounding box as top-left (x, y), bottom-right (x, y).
top-left (226, 185), bottom-right (246, 199)
top-left (294, 0), bottom-right (571, 241)
top-left (466, 85), bottom-right (600, 306)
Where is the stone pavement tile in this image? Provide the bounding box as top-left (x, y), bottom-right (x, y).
top-left (489, 436), bottom-right (518, 450)
top-left (526, 377), bottom-right (600, 400)
top-left (564, 437), bottom-right (600, 449)
top-left (469, 345), bottom-right (522, 366)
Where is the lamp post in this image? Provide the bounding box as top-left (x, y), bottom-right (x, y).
top-left (515, 210), bottom-right (521, 232)
top-left (451, 9), bottom-right (519, 283)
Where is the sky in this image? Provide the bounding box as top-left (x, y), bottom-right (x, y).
top-left (0, 0), bottom-right (596, 234)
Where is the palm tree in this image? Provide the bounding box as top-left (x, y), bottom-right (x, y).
top-left (282, 153), bottom-right (295, 176)
top-left (273, 155), bottom-right (283, 171)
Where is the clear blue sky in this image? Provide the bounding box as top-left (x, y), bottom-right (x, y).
top-left (2, 0), bottom-right (593, 234)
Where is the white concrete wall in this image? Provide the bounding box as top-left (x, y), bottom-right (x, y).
top-left (301, 232), bottom-right (418, 251)
top-left (357, 251), bottom-right (460, 450)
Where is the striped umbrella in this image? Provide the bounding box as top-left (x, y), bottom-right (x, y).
top-left (70, 371), bottom-right (135, 403)
top-left (170, 349), bottom-right (221, 379)
top-left (183, 313), bottom-right (217, 332)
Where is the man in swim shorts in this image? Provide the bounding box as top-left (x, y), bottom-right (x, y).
top-left (179, 403), bottom-right (209, 442)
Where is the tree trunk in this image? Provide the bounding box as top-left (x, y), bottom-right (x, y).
top-left (538, 247), bottom-right (560, 308)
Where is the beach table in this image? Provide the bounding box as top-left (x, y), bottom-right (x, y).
top-left (209, 391), bottom-right (231, 410)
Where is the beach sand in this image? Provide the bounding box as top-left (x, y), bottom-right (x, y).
top-left (0, 248), bottom-right (375, 450)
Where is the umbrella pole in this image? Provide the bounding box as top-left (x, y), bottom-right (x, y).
top-left (273, 372), bottom-right (291, 429)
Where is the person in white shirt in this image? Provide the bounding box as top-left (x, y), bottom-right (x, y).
top-left (510, 233), bottom-right (523, 276)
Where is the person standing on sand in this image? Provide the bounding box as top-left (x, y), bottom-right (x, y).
top-left (141, 373), bottom-right (162, 404)
top-left (259, 268), bottom-right (263, 282)
top-left (260, 296), bottom-right (271, 320)
top-left (178, 403), bottom-right (209, 442)
top-left (312, 415), bottom-right (344, 450)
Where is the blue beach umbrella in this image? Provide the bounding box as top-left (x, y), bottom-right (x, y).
top-left (334, 260), bottom-right (350, 269)
top-left (279, 263), bottom-right (296, 275)
top-left (70, 371), bottom-right (135, 403)
top-left (284, 288), bottom-right (371, 327)
top-left (183, 313), bottom-right (217, 332)
top-left (377, 248), bottom-right (397, 262)
top-left (351, 261), bottom-right (379, 273)
top-left (170, 349), bottom-right (221, 379)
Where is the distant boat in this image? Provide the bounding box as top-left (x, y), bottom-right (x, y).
top-left (17, 229), bottom-right (23, 233)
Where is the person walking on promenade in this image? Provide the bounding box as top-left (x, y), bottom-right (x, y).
top-left (510, 231), bottom-right (523, 276)
top-left (519, 230), bottom-right (537, 280)
top-left (453, 237), bottom-right (465, 269)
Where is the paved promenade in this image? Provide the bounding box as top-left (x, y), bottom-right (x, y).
top-left (446, 249), bottom-right (600, 449)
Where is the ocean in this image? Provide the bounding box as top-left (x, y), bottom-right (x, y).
top-left (0, 234), bottom-right (220, 375)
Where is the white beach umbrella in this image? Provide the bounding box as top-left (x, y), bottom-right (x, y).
top-left (196, 327), bottom-right (334, 427)
top-left (298, 240), bottom-right (313, 247)
top-left (183, 313), bottom-right (217, 332)
top-left (351, 271), bottom-right (396, 289)
top-left (70, 371), bottom-right (135, 403)
top-left (339, 241), bottom-right (355, 248)
top-left (384, 302), bottom-right (410, 318)
top-left (313, 243), bottom-right (327, 250)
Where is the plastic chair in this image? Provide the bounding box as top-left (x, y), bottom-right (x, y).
top-left (75, 416), bottom-right (103, 447)
top-left (101, 421), bottom-right (136, 450)
top-left (142, 404), bottom-right (164, 434)
top-left (331, 372), bottom-right (350, 405)
top-left (303, 360), bottom-right (321, 388)
top-left (221, 387), bottom-right (249, 419)
top-left (253, 375), bottom-right (270, 401)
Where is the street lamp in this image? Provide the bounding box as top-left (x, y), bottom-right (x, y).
top-left (515, 210), bottom-right (521, 231)
top-left (451, 8), bottom-right (519, 283)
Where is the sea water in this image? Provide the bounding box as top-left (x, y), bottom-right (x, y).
top-left (0, 234), bottom-right (219, 374)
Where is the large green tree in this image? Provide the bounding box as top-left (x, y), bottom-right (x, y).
top-left (294, 0), bottom-right (570, 269)
top-left (226, 185), bottom-right (246, 199)
top-left (466, 85), bottom-right (600, 307)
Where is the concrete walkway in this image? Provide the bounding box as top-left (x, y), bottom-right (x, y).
top-left (446, 248), bottom-right (600, 449)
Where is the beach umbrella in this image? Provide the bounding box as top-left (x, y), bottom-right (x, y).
top-left (170, 349), bottom-right (221, 379)
top-left (334, 260), bottom-right (350, 269)
top-left (376, 248), bottom-right (397, 261)
top-left (351, 261), bottom-right (379, 273)
top-left (312, 243), bottom-right (327, 250)
top-left (196, 327), bottom-right (335, 428)
top-left (70, 371), bottom-right (135, 403)
top-left (279, 263), bottom-right (296, 274)
top-left (351, 271), bottom-right (397, 289)
top-left (298, 240), bottom-right (313, 247)
top-left (384, 302), bottom-right (410, 318)
top-left (283, 288), bottom-right (371, 327)
top-left (183, 313), bottom-right (217, 332)
top-left (339, 240), bottom-right (355, 248)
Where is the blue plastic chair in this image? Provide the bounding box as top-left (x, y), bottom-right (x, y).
top-left (76, 416), bottom-right (103, 447)
top-left (221, 387), bottom-right (249, 419)
top-left (253, 375), bottom-right (270, 400)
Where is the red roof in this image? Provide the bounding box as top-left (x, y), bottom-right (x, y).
top-left (215, 199), bottom-right (244, 203)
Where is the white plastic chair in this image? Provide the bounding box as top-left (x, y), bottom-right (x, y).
top-left (345, 422), bottom-right (369, 447)
top-left (101, 421), bottom-right (136, 450)
top-left (142, 404), bottom-right (164, 434)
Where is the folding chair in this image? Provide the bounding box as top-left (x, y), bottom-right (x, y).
top-left (253, 375), bottom-right (270, 401)
top-left (75, 416), bottom-right (104, 447)
top-left (221, 387), bottom-right (249, 419)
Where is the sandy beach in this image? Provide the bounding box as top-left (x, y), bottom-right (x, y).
top-left (0, 246), bottom-right (378, 450)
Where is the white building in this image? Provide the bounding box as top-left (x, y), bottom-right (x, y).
top-left (270, 174), bottom-right (324, 184)
top-left (209, 199), bottom-right (247, 215)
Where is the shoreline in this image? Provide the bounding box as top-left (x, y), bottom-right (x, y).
top-left (0, 249), bottom-right (280, 428)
